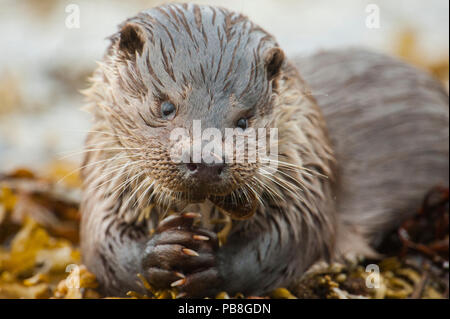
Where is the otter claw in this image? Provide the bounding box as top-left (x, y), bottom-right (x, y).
top-left (182, 212), bottom-right (201, 219)
top-left (174, 271), bottom-right (185, 279)
top-left (193, 235), bottom-right (209, 241)
top-left (145, 213), bottom-right (219, 294)
top-left (171, 278), bottom-right (186, 287)
top-left (182, 248), bottom-right (199, 256)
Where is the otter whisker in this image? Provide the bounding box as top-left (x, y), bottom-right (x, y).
top-left (112, 174), bottom-right (140, 202)
top-left (229, 184), bottom-right (238, 207)
top-left (242, 182), bottom-right (264, 208)
top-left (103, 163), bottom-right (132, 194)
top-left (88, 163), bottom-right (133, 195)
top-left (147, 183), bottom-right (176, 216)
top-left (57, 139), bottom-right (132, 155)
top-left (258, 168), bottom-right (300, 199)
top-left (58, 147), bottom-right (143, 160)
top-left (240, 184), bottom-right (251, 204)
top-left (257, 159), bottom-right (311, 192)
top-left (57, 154), bottom-right (130, 185)
top-left (246, 178), bottom-right (265, 203)
top-left (271, 167), bottom-right (306, 191)
top-left (57, 141), bottom-right (114, 157)
top-left (93, 161), bottom-right (145, 196)
top-left (83, 154), bottom-right (130, 177)
top-left (146, 183), bottom-right (160, 208)
top-left (269, 157), bottom-right (328, 179)
top-left (108, 166), bottom-right (144, 200)
top-left (123, 175), bottom-right (150, 209)
top-left (154, 185), bottom-right (174, 216)
top-left (236, 187), bottom-right (247, 206)
top-left (62, 129), bottom-right (133, 140)
top-left (251, 175), bottom-right (283, 203)
top-left (135, 180), bottom-right (156, 208)
top-left (267, 176), bottom-right (301, 200)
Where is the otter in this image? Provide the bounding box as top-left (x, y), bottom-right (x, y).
top-left (80, 4), bottom-right (449, 297)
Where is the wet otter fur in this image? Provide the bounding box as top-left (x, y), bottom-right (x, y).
top-left (80, 4), bottom-right (449, 297)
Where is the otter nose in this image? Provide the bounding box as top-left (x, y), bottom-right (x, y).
top-left (186, 162), bottom-right (225, 180)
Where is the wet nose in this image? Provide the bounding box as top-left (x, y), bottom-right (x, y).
top-left (186, 162), bottom-right (225, 180)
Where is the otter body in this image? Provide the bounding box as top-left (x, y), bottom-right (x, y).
top-left (80, 4), bottom-right (449, 297)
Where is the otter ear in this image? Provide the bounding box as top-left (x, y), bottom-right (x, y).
top-left (118, 23), bottom-right (145, 58)
top-left (264, 47), bottom-right (285, 81)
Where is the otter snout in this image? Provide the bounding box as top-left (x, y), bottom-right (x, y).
top-left (185, 162), bottom-right (225, 182)
top-left (177, 161), bottom-right (233, 201)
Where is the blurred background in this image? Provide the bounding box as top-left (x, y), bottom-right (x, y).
top-left (0, 0), bottom-right (449, 172)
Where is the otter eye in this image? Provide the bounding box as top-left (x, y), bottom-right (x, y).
top-left (161, 101), bottom-right (176, 120)
top-left (236, 118), bottom-right (248, 130)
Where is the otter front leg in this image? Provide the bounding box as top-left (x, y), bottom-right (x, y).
top-left (215, 212), bottom-right (326, 296)
top-left (143, 211), bottom-right (323, 297)
top-left (82, 208), bottom-right (221, 297)
top-left (142, 213), bottom-right (221, 297)
top-left (81, 206), bottom-right (152, 296)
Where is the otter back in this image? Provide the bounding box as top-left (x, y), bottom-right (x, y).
top-left (294, 49), bottom-right (449, 249)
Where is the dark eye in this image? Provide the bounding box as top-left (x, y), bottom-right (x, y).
top-left (236, 118), bottom-right (248, 130)
top-left (161, 101), bottom-right (176, 120)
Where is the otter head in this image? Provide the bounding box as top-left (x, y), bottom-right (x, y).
top-left (94, 4), bottom-right (285, 219)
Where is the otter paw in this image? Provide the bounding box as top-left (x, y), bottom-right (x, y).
top-left (142, 213), bottom-right (221, 297)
